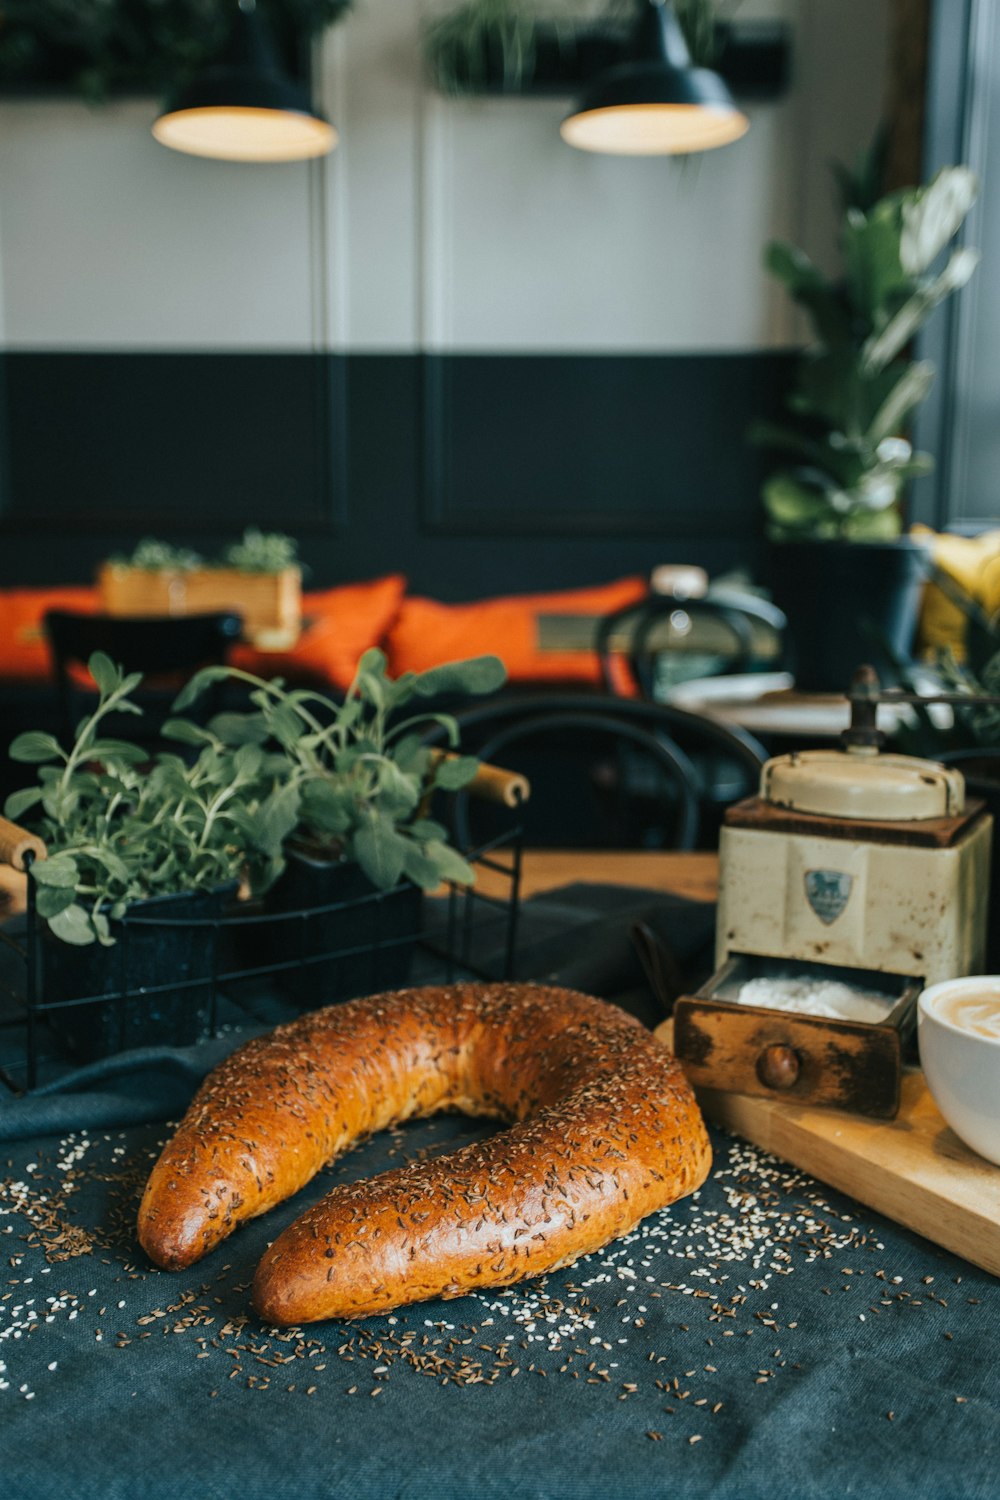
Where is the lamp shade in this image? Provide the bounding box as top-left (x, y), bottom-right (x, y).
top-left (561, 0), bottom-right (748, 156)
top-left (153, 2), bottom-right (337, 163)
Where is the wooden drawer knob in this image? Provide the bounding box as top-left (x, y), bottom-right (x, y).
top-left (756, 1043), bottom-right (800, 1091)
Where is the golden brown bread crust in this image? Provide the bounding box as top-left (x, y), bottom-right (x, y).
top-left (137, 983), bottom-right (711, 1323)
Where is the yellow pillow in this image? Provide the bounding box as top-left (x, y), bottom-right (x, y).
top-left (912, 524), bottom-right (1000, 658)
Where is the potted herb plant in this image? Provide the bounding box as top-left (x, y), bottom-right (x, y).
top-left (98, 528), bottom-right (303, 646)
top-left (5, 646), bottom-right (509, 1050)
top-left (752, 150), bottom-right (980, 691)
top-left (4, 652), bottom-right (297, 1058)
top-left (174, 647), bottom-right (508, 1005)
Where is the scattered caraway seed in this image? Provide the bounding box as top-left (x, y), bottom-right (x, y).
top-left (0, 1122), bottom-right (983, 1430)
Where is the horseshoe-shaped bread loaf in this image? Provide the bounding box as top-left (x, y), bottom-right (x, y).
top-left (137, 983), bottom-right (711, 1323)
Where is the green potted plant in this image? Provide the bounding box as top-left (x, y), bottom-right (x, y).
top-left (752, 148), bottom-right (979, 690)
top-left (99, 528), bottom-right (303, 645)
top-left (423, 0), bottom-right (731, 96)
top-left (4, 652), bottom-right (296, 1058)
top-left (219, 526), bottom-right (300, 574)
top-left (5, 646), bottom-right (509, 1048)
top-left (0, 1), bottom-right (354, 101)
top-left (174, 647), bottom-right (508, 1005)
top-left (424, 0), bottom-right (548, 94)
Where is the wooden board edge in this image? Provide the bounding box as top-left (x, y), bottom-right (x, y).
top-left (654, 1019), bottom-right (1000, 1280)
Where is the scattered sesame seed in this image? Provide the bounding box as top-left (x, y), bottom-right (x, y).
top-left (0, 1116), bottom-right (984, 1439)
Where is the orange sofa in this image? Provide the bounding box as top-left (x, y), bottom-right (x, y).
top-left (0, 574), bottom-right (649, 695)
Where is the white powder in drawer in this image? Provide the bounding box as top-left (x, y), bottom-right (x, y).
top-left (735, 976), bottom-right (896, 1024)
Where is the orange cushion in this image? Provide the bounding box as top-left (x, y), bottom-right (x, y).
top-left (234, 574), bottom-right (407, 691)
top-left (0, 586), bottom-right (99, 682)
top-left (385, 577), bottom-right (648, 685)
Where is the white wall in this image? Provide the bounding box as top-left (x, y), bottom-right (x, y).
top-left (0, 0), bottom-right (890, 354)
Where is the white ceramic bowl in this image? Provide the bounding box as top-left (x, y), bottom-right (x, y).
top-left (918, 975), bottom-right (1000, 1166)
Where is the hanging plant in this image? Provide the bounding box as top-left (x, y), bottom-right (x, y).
top-left (673, 0), bottom-right (743, 69)
top-left (0, 0), bottom-right (354, 103)
top-left (423, 0), bottom-right (552, 97)
top-left (422, 0), bottom-right (742, 99)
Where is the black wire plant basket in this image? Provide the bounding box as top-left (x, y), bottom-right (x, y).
top-left (0, 817), bottom-right (524, 1095)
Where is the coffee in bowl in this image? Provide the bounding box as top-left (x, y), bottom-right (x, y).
top-left (918, 976), bottom-right (1000, 1166)
top-left (931, 989), bottom-right (1000, 1040)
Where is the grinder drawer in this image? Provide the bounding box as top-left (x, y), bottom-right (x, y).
top-left (673, 955), bottom-right (921, 1120)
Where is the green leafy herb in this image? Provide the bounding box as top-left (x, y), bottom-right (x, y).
top-left (106, 538), bottom-right (203, 573)
top-left (106, 528), bottom-right (300, 577)
top-left (5, 652), bottom-right (298, 946)
top-left (7, 643), bottom-right (507, 945)
top-left (220, 528), bottom-right (300, 574)
top-left (177, 647), bottom-right (507, 894)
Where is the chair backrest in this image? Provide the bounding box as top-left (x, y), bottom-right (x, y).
top-left (435, 693), bottom-right (768, 853)
top-left (449, 704), bottom-right (701, 854)
top-left (44, 610), bottom-right (243, 678)
top-left (44, 610), bottom-right (243, 742)
top-left (597, 594), bottom-right (785, 699)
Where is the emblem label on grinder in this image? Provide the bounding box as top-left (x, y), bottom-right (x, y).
top-left (804, 869), bottom-right (853, 925)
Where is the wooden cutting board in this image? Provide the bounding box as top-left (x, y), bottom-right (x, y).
top-left (655, 1019), bottom-right (1000, 1278)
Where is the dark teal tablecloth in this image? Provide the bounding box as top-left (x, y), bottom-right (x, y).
top-left (0, 887), bottom-right (997, 1499)
top-left (1, 1110), bottom-right (997, 1500)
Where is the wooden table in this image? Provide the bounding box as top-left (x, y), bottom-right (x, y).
top-left (668, 670), bottom-right (955, 741)
top-left (0, 851), bottom-right (721, 929)
top-left (472, 848), bottom-right (719, 904)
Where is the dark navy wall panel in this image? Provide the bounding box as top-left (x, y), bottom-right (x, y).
top-left (423, 353), bottom-right (790, 537)
top-left (0, 350), bottom-right (792, 597)
top-left (0, 352), bottom-right (346, 532)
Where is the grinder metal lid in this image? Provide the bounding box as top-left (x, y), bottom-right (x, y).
top-left (760, 748), bottom-right (965, 821)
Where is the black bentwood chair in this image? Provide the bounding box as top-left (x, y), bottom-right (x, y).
top-left (425, 694), bottom-right (766, 855)
top-left (44, 610), bottom-right (243, 745)
top-left (596, 592), bottom-right (786, 701)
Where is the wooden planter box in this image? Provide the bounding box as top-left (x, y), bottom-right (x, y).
top-left (97, 564), bottom-right (302, 646)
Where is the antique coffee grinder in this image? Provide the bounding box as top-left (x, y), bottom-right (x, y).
top-left (672, 668), bottom-right (994, 1118)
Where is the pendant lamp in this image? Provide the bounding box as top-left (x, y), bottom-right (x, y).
top-left (561, 0), bottom-right (748, 156)
top-left (153, 0), bottom-right (337, 163)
